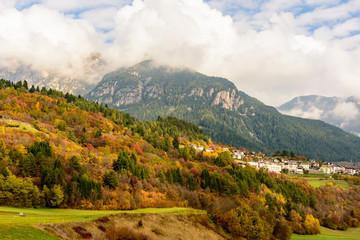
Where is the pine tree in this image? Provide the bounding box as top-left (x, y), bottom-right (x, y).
top-left (103, 170), bottom-right (119, 189)
top-left (29, 85), bottom-right (35, 93)
top-left (23, 80), bottom-right (28, 89)
top-left (173, 136), bottom-right (179, 150)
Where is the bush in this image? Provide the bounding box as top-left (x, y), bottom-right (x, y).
top-left (348, 217), bottom-right (360, 228)
top-left (54, 119), bottom-right (66, 131)
top-left (273, 218), bottom-right (292, 240)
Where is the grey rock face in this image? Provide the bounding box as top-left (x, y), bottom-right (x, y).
top-left (211, 89), bottom-right (244, 111)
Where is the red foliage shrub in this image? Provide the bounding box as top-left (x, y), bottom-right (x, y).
top-left (190, 167), bottom-right (200, 177)
top-left (133, 143), bottom-right (143, 155)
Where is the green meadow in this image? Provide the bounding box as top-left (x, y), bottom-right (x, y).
top-left (2, 119), bottom-right (40, 133)
top-left (0, 207), bottom-right (205, 239)
top-left (293, 174), bottom-right (350, 189)
top-left (0, 225), bottom-right (61, 240)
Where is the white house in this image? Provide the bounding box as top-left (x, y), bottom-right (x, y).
top-left (247, 161), bottom-right (260, 169)
top-left (300, 163), bottom-right (310, 171)
top-left (320, 165), bottom-right (334, 174)
top-left (233, 151), bottom-right (245, 159)
top-left (345, 168), bottom-right (357, 175)
top-left (334, 166), bottom-right (346, 174)
top-left (189, 144), bottom-right (204, 151)
top-left (266, 164), bottom-right (282, 173)
top-left (283, 163), bottom-right (298, 173)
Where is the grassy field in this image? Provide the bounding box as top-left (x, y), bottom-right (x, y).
top-left (292, 226), bottom-right (360, 240)
top-left (0, 226), bottom-right (61, 240)
top-left (0, 207), bottom-right (205, 239)
top-left (0, 207), bottom-right (205, 225)
top-left (2, 119), bottom-right (39, 133)
top-left (293, 174), bottom-right (350, 189)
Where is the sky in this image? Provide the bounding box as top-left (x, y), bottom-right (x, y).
top-left (1, 0), bottom-right (360, 106)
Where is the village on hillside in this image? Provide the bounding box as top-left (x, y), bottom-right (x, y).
top-left (188, 143), bottom-right (359, 176)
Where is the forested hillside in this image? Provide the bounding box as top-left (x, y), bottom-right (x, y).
top-left (86, 60), bottom-right (360, 162)
top-left (1, 79), bottom-right (360, 239)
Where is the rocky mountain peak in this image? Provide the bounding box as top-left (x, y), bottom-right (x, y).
top-left (86, 61), bottom-right (246, 113)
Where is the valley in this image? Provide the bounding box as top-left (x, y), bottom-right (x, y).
top-left (2, 1), bottom-right (360, 239)
top-left (0, 78), bottom-right (360, 240)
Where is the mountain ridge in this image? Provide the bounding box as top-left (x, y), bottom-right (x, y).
top-left (86, 61), bottom-right (360, 162)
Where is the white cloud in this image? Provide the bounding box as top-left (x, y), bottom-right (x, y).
top-left (105, 0), bottom-right (239, 70)
top-left (281, 106), bottom-right (324, 120)
top-left (297, 0), bottom-right (360, 27)
top-left (332, 18), bottom-right (360, 37)
top-left (305, 0), bottom-right (341, 5)
top-left (260, 0), bottom-right (302, 12)
top-left (0, 0), bottom-right (358, 106)
top-left (36, 0), bottom-right (131, 12)
top-left (0, 0), bottom-right (16, 9)
top-left (0, 4), bottom-right (102, 80)
top-left (330, 101), bottom-right (359, 122)
top-left (206, 0), bottom-right (261, 12)
top-left (314, 18), bottom-right (360, 49)
top-left (79, 7), bottom-right (118, 30)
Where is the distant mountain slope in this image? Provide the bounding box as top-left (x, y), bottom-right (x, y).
top-left (86, 60), bottom-right (360, 162)
top-left (278, 95), bottom-right (360, 136)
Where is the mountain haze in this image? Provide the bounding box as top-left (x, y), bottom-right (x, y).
top-left (278, 95), bottom-right (360, 136)
top-left (86, 60), bottom-right (360, 162)
top-left (0, 53), bottom-right (105, 96)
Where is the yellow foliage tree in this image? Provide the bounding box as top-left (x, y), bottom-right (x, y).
top-left (35, 101), bottom-right (40, 111)
top-left (304, 214), bottom-right (320, 235)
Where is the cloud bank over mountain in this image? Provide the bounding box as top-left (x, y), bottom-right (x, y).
top-left (278, 95), bottom-right (360, 136)
top-left (0, 0), bottom-right (360, 105)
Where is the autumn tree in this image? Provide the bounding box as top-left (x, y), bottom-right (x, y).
top-left (304, 214), bottom-right (320, 234)
top-left (54, 119), bottom-right (66, 131)
top-left (42, 184), bottom-right (64, 207)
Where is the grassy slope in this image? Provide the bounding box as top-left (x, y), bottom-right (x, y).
top-left (292, 226), bottom-right (360, 240)
top-left (1, 119), bottom-right (40, 133)
top-left (0, 226), bottom-right (60, 240)
top-left (0, 207), bottom-right (205, 239)
top-left (0, 207), bottom-right (204, 225)
top-left (306, 179), bottom-right (349, 189)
